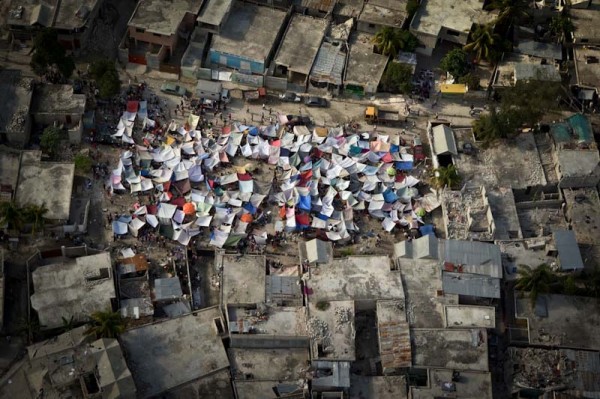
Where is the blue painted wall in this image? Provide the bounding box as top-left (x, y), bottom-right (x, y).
top-left (209, 50), bottom-right (264, 75)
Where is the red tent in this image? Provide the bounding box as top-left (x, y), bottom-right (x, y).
top-left (127, 101), bottom-right (139, 113)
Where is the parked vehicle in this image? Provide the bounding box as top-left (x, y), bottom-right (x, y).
top-left (160, 83), bottom-right (187, 97)
top-left (364, 106), bottom-right (404, 126)
top-left (286, 115), bottom-right (312, 127)
top-left (280, 92), bottom-right (301, 102)
top-left (221, 88), bottom-right (230, 103)
top-left (243, 87), bottom-right (267, 102)
top-left (305, 96), bottom-right (328, 107)
top-left (196, 79), bottom-right (223, 101)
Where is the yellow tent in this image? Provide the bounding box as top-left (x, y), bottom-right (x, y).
top-left (440, 84), bottom-right (468, 95)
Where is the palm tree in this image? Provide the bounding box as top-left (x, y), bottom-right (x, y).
top-left (464, 24), bottom-right (502, 64)
top-left (515, 264), bottom-right (558, 305)
top-left (372, 27), bottom-right (402, 58)
top-left (485, 0), bottom-right (530, 35)
top-left (24, 203), bottom-right (48, 235)
top-left (432, 165), bottom-right (461, 189)
top-left (0, 201), bottom-right (25, 232)
top-left (85, 310), bottom-right (126, 339)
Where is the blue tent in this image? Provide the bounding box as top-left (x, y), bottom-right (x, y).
top-left (298, 195), bottom-right (311, 211)
top-left (248, 126), bottom-right (259, 136)
top-left (395, 161), bottom-right (413, 171)
top-left (317, 213), bottom-right (329, 221)
top-left (420, 225), bottom-right (435, 236)
top-left (243, 202), bottom-right (257, 214)
top-left (383, 189), bottom-right (398, 203)
top-left (390, 144), bottom-right (400, 153)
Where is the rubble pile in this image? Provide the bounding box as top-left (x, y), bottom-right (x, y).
top-left (334, 306), bottom-right (351, 325)
top-left (307, 317), bottom-right (331, 346)
top-left (510, 348), bottom-right (576, 390)
top-left (7, 107), bottom-right (29, 132)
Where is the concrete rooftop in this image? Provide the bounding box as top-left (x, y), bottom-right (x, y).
top-left (30, 252), bottom-right (115, 329)
top-left (345, 32), bottom-right (389, 88)
top-left (227, 305), bottom-right (308, 336)
top-left (15, 151), bottom-right (75, 220)
top-left (444, 305), bottom-right (496, 328)
top-left (411, 0), bottom-right (491, 36)
top-left (210, 2), bottom-right (287, 63)
top-left (228, 347), bottom-right (309, 381)
top-left (220, 254), bottom-right (265, 304)
top-left (411, 369), bottom-right (492, 399)
top-left (563, 188), bottom-right (600, 246)
top-left (7, 0), bottom-right (99, 30)
top-left (0, 71), bottom-right (33, 135)
top-left (349, 375), bottom-right (408, 399)
top-left (31, 84), bottom-right (86, 115)
top-left (574, 46), bottom-right (600, 90)
top-left (274, 14), bottom-right (328, 76)
top-left (120, 307), bottom-right (229, 398)
top-left (0, 150), bottom-right (21, 191)
top-left (234, 380), bottom-right (304, 399)
top-left (571, 4), bottom-right (600, 42)
top-left (128, 0), bottom-right (203, 36)
top-left (308, 300), bottom-right (355, 361)
top-left (397, 258), bottom-right (458, 328)
top-left (305, 255), bottom-right (404, 302)
top-left (358, 0), bottom-right (407, 28)
top-left (197, 0), bottom-right (232, 25)
top-left (377, 300), bottom-right (411, 370)
top-left (411, 328), bottom-right (489, 371)
top-left (516, 294), bottom-right (600, 350)
top-left (557, 148), bottom-right (600, 178)
top-left (53, 0), bottom-right (99, 30)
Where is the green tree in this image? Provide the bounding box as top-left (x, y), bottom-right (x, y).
top-left (500, 80), bottom-right (562, 127)
top-left (464, 24), bottom-right (503, 64)
top-left (30, 28), bottom-right (75, 78)
top-left (85, 310), bottom-right (126, 339)
top-left (74, 153), bottom-right (93, 174)
top-left (0, 201), bottom-right (25, 232)
top-left (406, 0), bottom-right (420, 18)
top-left (515, 264), bottom-right (558, 305)
top-left (380, 62), bottom-right (414, 93)
top-left (89, 60), bottom-right (121, 98)
top-left (432, 165), bottom-right (461, 189)
top-left (485, 0), bottom-right (530, 36)
top-left (583, 267), bottom-right (600, 298)
top-left (563, 275), bottom-right (578, 296)
top-left (372, 27), bottom-right (418, 57)
top-left (458, 73), bottom-right (481, 90)
top-left (24, 203), bottom-right (48, 235)
top-left (549, 14), bottom-right (574, 43)
top-left (472, 107), bottom-right (517, 145)
top-left (40, 126), bottom-right (63, 156)
top-left (439, 48), bottom-right (470, 78)
top-left (16, 316), bottom-right (44, 344)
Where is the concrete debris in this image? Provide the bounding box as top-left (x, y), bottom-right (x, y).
top-left (307, 317), bottom-right (331, 348)
top-left (510, 347), bottom-right (577, 390)
top-left (334, 306), bottom-right (351, 325)
top-left (7, 107), bottom-right (29, 133)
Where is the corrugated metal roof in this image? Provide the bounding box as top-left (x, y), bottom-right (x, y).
top-left (432, 124), bottom-right (458, 155)
top-left (311, 42), bottom-right (346, 85)
top-left (154, 277), bottom-right (183, 301)
top-left (443, 240), bottom-right (502, 278)
top-left (553, 230), bottom-right (585, 271)
top-left (442, 272), bottom-right (501, 298)
top-left (312, 361), bottom-right (351, 388)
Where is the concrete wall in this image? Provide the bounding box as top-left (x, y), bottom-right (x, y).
top-left (558, 175), bottom-right (600, 189)
top-left (128, 27), bottom-right (177, 49)
top-left (229, 334), bottom-right (310, 349)
top-left (67, 119), bottom-right (83, 144)
top-left (438, 28), bottom-right (469, 46)
top-left (209, 50), bottom-right (265, 74)
top-left (33, 112), bottom-right (82, 127)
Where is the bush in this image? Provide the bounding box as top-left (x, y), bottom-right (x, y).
top-left (74, 153), bottom-right (93, 174)
top-left (439, 48), bottom-right (470, 79)
top-left (89, 60), bottom-right (121, 99)
top-left (30, 28), bottom-right (75, 78)
top-left (458, 73), bottom-right (481, 90)
top-left (316, 301), bottom-right (331, 311)
top-left (40, 126), bottom-right (63, 156)
top-left (380, 62), bottom-right (414, 94)
top-left (406, 0), bottom-right (419, 17)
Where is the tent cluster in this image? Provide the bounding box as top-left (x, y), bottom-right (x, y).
top-left (107, 103), bottom-right (439, 248)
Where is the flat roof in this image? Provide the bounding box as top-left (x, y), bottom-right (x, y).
top-left (514, 40), bottom-right (562, 60)
top-left (228, 305), bottom-right (308, 336)
top-left (305, 255), bottom-right (404, 302)
top-left (228, 347), bottom-right (309, 380)
top-left (411, 328), bottom-right (489, 371)
top-left (0, 71), bottom-right (33, 135)
top-left (335, 0), bottom-right (364, 18)
top-left (443, 240), bottom-right (503, 278)
top-left (397, 258), bottom-right (458, 328)
top-left (571, 4), bottom-right (600, 42)
top-left (220, 254), bottom-right (265, 304)
top-left (234, 380), bottom-right (304, 399)
top-left (574, 46), bottom-right (600, 90)
top-left (120, 307), bottom-right (229, 397)
top-left (557, 149), bottom-right (600, 178)
top-left (274, 14), bottom-right (328, 76)
top-left (514, 63), bottom-right (561, 82)
top-left (516, 294), bottom-right (600, 350)
top-left (31, 253), bottom-right (115, 329)
top-left (345, 32), bottom-right (389, 87)
top-left (411, 0), bottom-right (491, 36)
top-left (358, 0), bottom-right (407, 28)
top-left (128, 0), bottom-right (203, 36)
top-left (553, 230), bottom-right (585, 271)
top-left (411, 369), bottom-right (492, 399)
top-left (15, 151), bottom-right (75, 220)
top-left (210, 2), bottom-right (287, 63)
top-left (308, 300), bottom-right (355, 361)
top-left (377, 300), bottom-right (411, 370)
top-left (442, 272), bottom-right (501, 299)
top-left (349, 375), bottom-right (408, 399)
top-left (310, 41), bottom-right (346, 85)
top-left (444, 305), bottom-right (495, 328)
top-left (197, 0), bottom-right (232, 25)
top-left (53, 0), bottom-right (99, 30)
top-left (31, 84), bottom-right (86, 115)
top-left (563, 188), bottom-right (600, 246)
top-left (0, 151), bottom-right (21, 190)
top-left (167, 369), bottom-right (235, 398)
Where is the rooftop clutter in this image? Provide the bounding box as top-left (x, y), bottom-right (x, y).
top-left (107, 94), bottom-right (437, 248)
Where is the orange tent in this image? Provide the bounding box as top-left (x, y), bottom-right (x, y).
top-left (183, 203), bottom-right (196, 215)
top-left (240, 213), bottom-right (253, 223)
